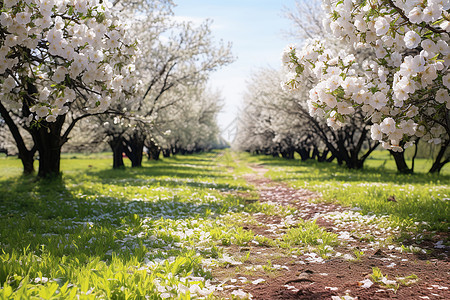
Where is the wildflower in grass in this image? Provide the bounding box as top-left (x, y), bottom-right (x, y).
top-left (34, 277), bottom-right (49, 284)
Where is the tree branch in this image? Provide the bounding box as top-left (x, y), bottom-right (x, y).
top-left (387, 0), bottom-right (447, 34)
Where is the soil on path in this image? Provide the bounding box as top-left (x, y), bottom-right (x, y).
top-left (215, 164), bottom-right (449, 300)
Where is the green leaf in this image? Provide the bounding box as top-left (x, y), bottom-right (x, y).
top-left (0, 284), bottom-right (13, 298)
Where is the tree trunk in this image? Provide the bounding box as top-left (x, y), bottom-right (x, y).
top-left (122, 131), bottom-right (145, 168)
top-left (390, 150), bottom-right (413, 174)
top-left (0, 102), bottom-right (36, 175)
top-left (352, 129), bottom-right (379, 170)
top-left (109, 136), bottom-right (125, 169)
top-left (346, 153), bottom-right (365, 170)
top-left (31, 117), bottom-right (65, 178)
top-left (172, 145), bottom-right (180, 155)
top-left (145, 140), bottom-right (161, 160)
top-left (326, 154), bottom-right (335, 163)
top-left (296, 148), bottom-right (310, 161)
top-left (19, 151), bottom-right (35, 175)
top-left (410, 139), bottom-right (419, 173)
top-left (429, 140), bottom-right (449, 174)
top-left (281, 150), bottom-right (294, 159)
top-left (146, 147), bottom-right (161, 160)
top-left (317, 149), bottom-right (329, 162)
top-left (288, 149), bottom-right (295, 159)
top-left (124, 140), bottom-right (144, 167)
top-left (312, 148), bottom-right (319, 160)
top-left (336, 135), bottom-right (352, 168)
top-left (162, 149), bottom-right (171, 158)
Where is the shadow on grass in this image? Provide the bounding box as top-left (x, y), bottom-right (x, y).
top-left (0, 151), bottom-right (250, 295)
top-left (75, 158), bottom-right (247, 192)
top-left (0, 171), bottom-right (253, 274)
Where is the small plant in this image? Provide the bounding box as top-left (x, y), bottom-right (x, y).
top-left (370, 267), bottom-right (384, 282)
top-left (253, 235), bottom-right (277, 247)
top-left (239, 250), bottom-right (251, 263)
top-left (359, 234), bottom-right (375, 242)
top-left (232, 227), bottom-right (255, 246)
top-left (371, 267), bottom-right (399, 290)
top-left (280, 220), bottom-right (338, 256)
top-left (262, 259), bottom-right (274, 272)
top-left (221, 237), bottom-right (231, 246)
top-left (353, 249), bottom-right (365, 261)
top-left (400, 244), bottom-right (425, 254)
top-left (397, 274), bottom-right (419, 286)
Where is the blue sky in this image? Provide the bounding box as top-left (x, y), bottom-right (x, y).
top-left (173, 0), bottom-right (297, 140)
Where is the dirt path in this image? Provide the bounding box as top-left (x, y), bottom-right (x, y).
top-left (216, 163), bottom-right (449, 300)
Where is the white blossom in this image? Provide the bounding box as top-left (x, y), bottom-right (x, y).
top-left (282, 0), bottom-right (450, 150)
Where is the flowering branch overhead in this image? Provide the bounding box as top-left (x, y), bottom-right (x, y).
top-left (282, 0), bottom-right (450, 152)
top-left (0, 0), bottom-right (138, 126)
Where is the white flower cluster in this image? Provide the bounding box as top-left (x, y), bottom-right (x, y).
top-left (0, 0), bottom-right (137, 123)
top-left (282, 0), bottom-right (450, 151)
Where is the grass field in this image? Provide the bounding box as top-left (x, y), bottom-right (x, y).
top-left (364, 149), bottom-right (450, 174)
top-left (242, 151), bottom-right (449, 232)
top-left (0, 150), bottom-right (448, 299)
top-left (0, 152), bottom-right (250, 299)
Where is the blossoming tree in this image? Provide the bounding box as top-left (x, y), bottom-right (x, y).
top-left (98, 15), bottom-right (233, 168)
top-left (152, 84), bottom-right (224, 156)
top-left (0, 0), bottom-right (137, 177)
top-left (235, 66), bottom-right (379, 169)
top-left (283, 0), bottom-right (450, 173)
top-left (235, 0), bottom-right (379, 168)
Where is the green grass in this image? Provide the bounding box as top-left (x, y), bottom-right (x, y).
top-left (0, 150), bottom-right (274, 299)
top-left (280, 220), bottom-right (338, 258)
top-left (364, 149), bottom-right (448, 174)
top-left (0, 149), bottom-right (448, 298)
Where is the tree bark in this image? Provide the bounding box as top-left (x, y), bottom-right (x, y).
top-left (410, 139), bottom-right (419, 173)
top-left (109, 136), bottom-right (125, 169)
top-left (390, 150), bottom-right (413, 174)
top-left (162, 149), bottom-right (171, 158)
top-left (296, 148), bottom-right (310, 161)
top-left (317, 149), bottom-right (329, 162)
top-left (281, 149), bottom-right (294, 159)
top-left (429, 140), bottom-right (449, 174)
top-left (124, 139), bottom-right (144, 167)
top-left (30, 117), bottom-right (65, 178)
top-left (19, 150), bottom-right (36, 175)
top-left (326, 154), bottom-right (336, 163)
top-left (312, 147), bottom-right (319, 160)
top-left (146, 146), bottom-right (161, 160)
top-left (0, 102), bottom-right (36, 174)
top-left (145, 140), bottom-right (161, 160)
